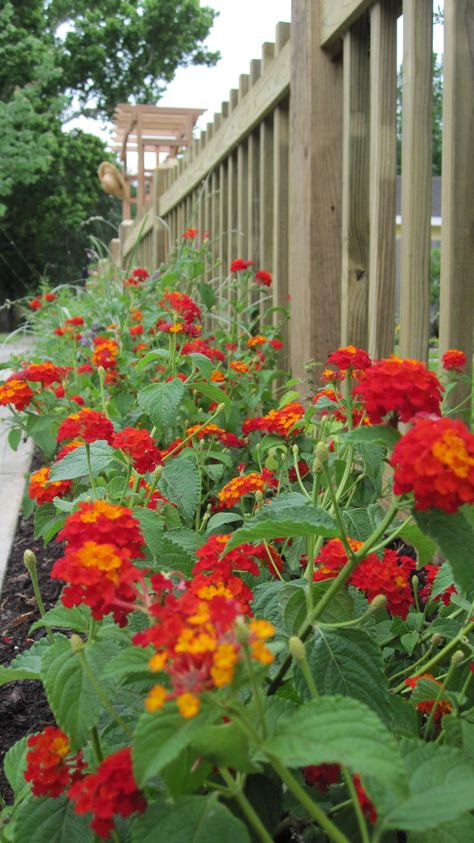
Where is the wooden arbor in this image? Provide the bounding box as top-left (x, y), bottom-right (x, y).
top-left (112, 104), bottom-right (205, 219)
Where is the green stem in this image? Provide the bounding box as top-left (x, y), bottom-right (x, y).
top-left (268, 756), bottom-right (351, 843)
top-left (118, 459), bottom-right (132, 506)
top-left (91, 726), bottom-right (104, 763)
top-left (24, 555), bottom-right (54, 643)
top-left (267, 499), bottom-right (399, 695)
top-left (393, 618), bottom-right (474, 694)
top-left (77, 650), bottom-right (133, 739)
top-left (423, 656), bottom-right (458, 740)
top-left (219, 768), bottom-right (274, 843)
top-left (243, 649), bottom-right (267, 739)
top-left (341, 768), bottom-right (370, 843)
top-left (84, 442), bottom-right (97, 497)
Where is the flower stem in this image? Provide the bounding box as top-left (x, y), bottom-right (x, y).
top-left (219, 768), bottom-right (274, 843)
top-left (84, 442), bottom-right (97, 497)
top-left (24, 551), bottom-right (54, 644)
top-left (341, 768), bottom-right (370, 843)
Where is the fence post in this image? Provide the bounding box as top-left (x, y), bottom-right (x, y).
top-left (289, 0), bottom-right (343, 390)
top-left (118, 220), bottom-right (133, 270)
top-left (152, 166), bottom-right (169, 270)
top-left (439, 0), bottom-right (474, 417)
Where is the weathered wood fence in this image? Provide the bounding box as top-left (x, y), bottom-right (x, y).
top-left (115, 0), bottom-right (474, 391)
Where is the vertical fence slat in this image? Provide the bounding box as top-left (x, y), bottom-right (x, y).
top-left (237, 75), bottom-right (250, 261)
top-left (289, 0), bottom-right (343, 385)
top-left (439, 0), bottom-right (474, 414)
top-left (273, 23), bottom-right (291, 361)
top-left (341, 15), bottom-right (370, 348)
top-left (247, 59), bottom-right (262, 274)
top-left (259, 42), bottom-right (275, 325)
top-left (399, 0), bottom-right (432, 361)
top-left (368, 0), bottom-right (398, 359)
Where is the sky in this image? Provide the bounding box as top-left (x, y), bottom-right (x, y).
top-left (67, 0), bottom-right (443, 156)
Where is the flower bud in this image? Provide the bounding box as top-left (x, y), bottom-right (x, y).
top-left (97, 365), bottom-right (105, 382)
top-left (216, 403), bottom-right (226, 414)
top-left (314, 442), bottom-right (329, 463)
top-left (368, 594), bottom-right (387, 612)
top-left (234, 615), bottom-right (250, 645)
top-left (255, 489), bottom-right (264, 504)
top-left (451, 649), bottom-right (465, 665)
top-left (288, 636), bottom-right (306, 662)
top-left (292, 444), bottom-right (299, 456)
top-left (431, 633), bottom-right (444, 648)
top-left (23, 549), bottom-right (37, 569)
top-left (70, 634), bottom-right (85, 653)
top-left (312, 457), bottom-right (323, 474)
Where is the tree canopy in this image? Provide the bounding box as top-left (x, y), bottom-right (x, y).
top-left (0, 0), bottom-right (218, 310)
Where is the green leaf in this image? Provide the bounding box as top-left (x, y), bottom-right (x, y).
top-left (408, 815), bottom-right (474, 842)
top-left (13, 794), bottom-right (93, 843)
top-left (190, 380), bottom-right (231, 415)
top-left (282, 580), bottom-right (355, 633)
top-left (188, 351), bottom-right (214, 380)
top-left (341, 505), bottom-right (382, 541)
top-left (49, 440), bottom-right (115, 481)
top-left (414, 509), bottom-right (474, 594)
top-left (102, 646), bottom-right (155, 681)
top-left (0, 666), bottom-right (39, 686)
top-left (225, 493), bottom-right (338, 551)
top-left (380, 740), bottom-right (474, 831)
top-left (190, 722), bottom-right (260, 773)
top-left (4, 736), bottom-right (29, 798)
top-left (41, 636), bottom-right (103, 749)
top-left (133, 507), bottom-right (165, 550)
top-left (26, 414), bottom-right (60, 459)
top-left (206, 512), bottom-right (243, 534)
top-left (131, 796), bottom-right (251, 843)
top-left (137, 379), bottom-right (185, 429)
top-left (8, 427), bottom-right (22, 451)
top-left (34, 502), bottom-right (64, 542)
top-left (159, 456), bottom-right (201, 521)
top-left (262, 696), bottom-right (406, 791)
top-left (134, 348), bottom-right (170, 371)
top-left (346, 425), bottom-right (401, 448)
top-left (197, 281), bottom-right (217, 310)
top-left (295, 628), bottom-right (389, 722)
top-left (30, 604), bottom-right (91, 634)
top-left (399, 523), bottom-right (437, 567)
top-left (132, 707), bottom-right (217, 787)
top-left (5, 636), bottom-right (54, 678)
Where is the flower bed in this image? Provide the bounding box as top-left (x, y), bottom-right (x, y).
top-left (1, 240), bottom-right (474, 842)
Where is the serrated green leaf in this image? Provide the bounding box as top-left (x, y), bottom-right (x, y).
top-left (282, 580), bottom-right (355, 634)
top-left (190, 380), bottom-right (231, 415)
top-left (131, 796), bottom-right (251, 843)
top-left (225, 493), bottom-right (338, 551)
top-left (206, 512), bottom-right (243, 534)
top-left (134, 348), bottom-right (170, 371)
top-left (13, 794), bottom-right (93, 843)
top-left (408, 814), bottom-right (474, 842)
top-left (159, 456), bottom-right (200, 521)
top-left (41, 636), bottom-right (103, 749)
top-left (346, 425), bottom-right (401, 448)
top-left (188, 352), bottom-right (214, 380)
top-left (132, 707), bottom-right (217, 786)
top-left (30, 604), bottom-right (91, 634)
top-left (380, 740), bottom-right (474, 831)
top-left (190, 722), bottom-right (260, 773)
top-left (415, 509), bottom-right (474, 595)
top-left (262, 696), bottom-right (406, 793)
top-left (137, 379), bottom-right (185, 428)
top-left (102, 646), bottom-right (155, 681)
top-left (9, 636), bottom-right (54, 674)
top-left (295, 627), bottom-right (389, 721)
top-left (49, 440), bottom-right (115, 481)
top-left (8, 427), bottom-right (22, 451)
top-left (4, 736), bottom-right (29, 798)
top-left (399, 523), bottom-right (437, 567)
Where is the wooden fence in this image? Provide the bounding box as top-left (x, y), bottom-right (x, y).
top-left (115, 0), bottom-right (474, 397)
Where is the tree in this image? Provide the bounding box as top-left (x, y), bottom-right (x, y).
top-left (0, 0), bottom-right (219, 310)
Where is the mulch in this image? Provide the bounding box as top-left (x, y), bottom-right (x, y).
top-left (0, 459), bottom-right (63, 803)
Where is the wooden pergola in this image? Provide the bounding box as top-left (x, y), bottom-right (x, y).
top-left (111, 104), bottom-right (205, 219)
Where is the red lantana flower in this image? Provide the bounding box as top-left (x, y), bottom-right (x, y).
top-left (28, 466), bottom-right (72, 504)
top-left (185, 423), bottom-right (245, 449)
top-left (92, 337), bottom-right (119, 369)
top-left (182, 227), bottom-right (198, 239)
top-left (57, 408), bottom-right (115, 445)
top-left (19, 361), bottom-right (66, 386)
top-left (44, 292), bottom-right (56, 302)
top-left (255, 270), bottom-right (272, 286)
top-left (160, 291), bottom-right (201, 323)
top-left (405, 673), bottom-right (452, 721)
top-left (28, 298), bottom-right (42, 310)
top-left (314, 539), bottom-right (415, 618)
top-left (24, 726), bottom-right (85, 798)
top-left (326, 345), bottom-right (372, 372)
top-left (0, 378), bottom-right (34, 410)
top-left (230, 259), bottom-right (253, 273)
top-left (181, 339), bottom-right (225, 362)
top-left (442, 349), bottom-right (467, 372)
top-left (131, 267), bottom-right (149, 280)
top-left (242, 402), bottom-right (305, 437)
top-left (68, 748), bottom-right (146, 839)
top-left (113, 427), bottom-right (162, 474)
top-left (57, 500), bottom-right (145, 557)
top-left (353, 356), bottom-right (443, 423)
top-left (303, 764), bottom-right (340, 792)
top-left (65, 316), bottom-right (85, 327)
top-left (391, 416), bottom-right (474, 512)
top-left (218, 469), bottom-right (277, 508)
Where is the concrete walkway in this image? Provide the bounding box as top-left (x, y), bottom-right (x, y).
top-left (0, 340), bottom-right (34, 591)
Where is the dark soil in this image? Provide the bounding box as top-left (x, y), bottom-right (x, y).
top-left (0, 458), bottom-right (64, 803)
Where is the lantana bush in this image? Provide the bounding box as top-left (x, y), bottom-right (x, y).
top-left (1, 232), bottom-right (474, 842)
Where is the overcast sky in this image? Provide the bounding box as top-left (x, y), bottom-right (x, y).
top-left (68, 0), bottom-right (443, 150)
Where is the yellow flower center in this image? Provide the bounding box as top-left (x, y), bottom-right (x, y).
top-left (432, 430), bottom-right (474, 479)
